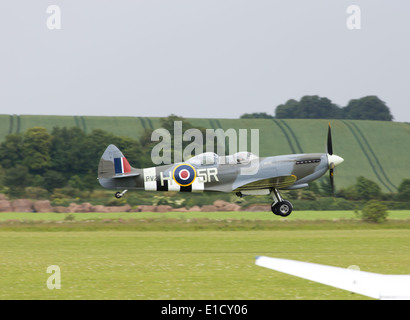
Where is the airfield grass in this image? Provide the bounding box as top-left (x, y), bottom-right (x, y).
top-left (0, 211), bottom-right (409, 300)
top-left (0, 210), bottom-right (367, 224)
top-left (1, 229), bottom-right (410, 300)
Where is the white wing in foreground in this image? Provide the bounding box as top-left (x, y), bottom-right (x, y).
top-left (255, 256), bottom-right (410, 300)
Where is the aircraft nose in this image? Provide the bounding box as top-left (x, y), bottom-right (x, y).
top-left (327, 154), bottom-right (344, 168)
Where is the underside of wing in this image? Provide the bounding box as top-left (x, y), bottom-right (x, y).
top-left (234, 175), bottom-right (297, 191)
top-left (255, 256), bottom-right (410, 300)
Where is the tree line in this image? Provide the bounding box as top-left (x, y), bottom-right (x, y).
top-left (0, 118), bottom-right (408, 203)
top-left (240, 95), bottom-right (393, 121)
top-left (0, 126), bottom-right (143, 197)
top-left (0, 115), bottom-right (207, 198)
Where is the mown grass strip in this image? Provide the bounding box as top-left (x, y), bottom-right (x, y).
top-left (1, 216), bottom-right (409, 232)
top-left (273, 119), bottom-right (296, 153)
top-left (81, 116), bottom-right (87, 133)
top-left (350, 122), bottom-right (397, 191)
top-left (279, 119), bottom-right (304, 153)
top-left (8, 115), bottom-right (14, 134)
top-left (342, 120), bottom-right (392, 192)
top-left (1, 219), bottom-right (409, 232)
top-left (16, 115), bottom-right (21, 134)
top-left (2, 210), bottom-right (410, 221)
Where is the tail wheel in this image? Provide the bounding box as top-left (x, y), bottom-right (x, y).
top-left (271, 200), bottom-right (293, 217)
top-left (115, 189), bottom-right (128, 199)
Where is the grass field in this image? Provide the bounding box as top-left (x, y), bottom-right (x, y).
top-left (0, 211), bottom-right (409, 300)
top-left (1, 210), bottom-right (410, 223)
top-left (1, 230), bottom-right (409, 300)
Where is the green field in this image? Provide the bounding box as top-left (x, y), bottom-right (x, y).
top-left (1, 229), bottom-right (409, 300)
top-left (1, 115), bottom-right (410, 192)
top-left (1, 210), bottom-right (410, 223)
top-left (0, 211), bottom-right (409, 300)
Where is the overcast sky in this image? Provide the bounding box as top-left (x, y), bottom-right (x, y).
top-left (1, 1), bottom-right (409, 122)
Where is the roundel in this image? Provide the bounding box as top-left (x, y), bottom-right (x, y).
top-left (173, 164), bottom-right (197, 187)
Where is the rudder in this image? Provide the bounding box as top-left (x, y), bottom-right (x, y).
top-left (98, 144), bottom-right (136, 179)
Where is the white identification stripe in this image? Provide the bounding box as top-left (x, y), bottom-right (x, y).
top-left (120, 158), bottom-right (125, 173)
top-left (143, 167), bottom-right (157, 191)
top-left (191, 176), bottom-right (204, 191)
top-left (168, 178), bottom-right (180, 191)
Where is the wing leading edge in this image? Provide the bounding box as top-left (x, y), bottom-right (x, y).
top-left (255, 256), bottom-right (410, 300)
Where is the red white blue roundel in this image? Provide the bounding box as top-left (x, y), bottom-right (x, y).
top-left (173, 164), bottom-right (197, 187)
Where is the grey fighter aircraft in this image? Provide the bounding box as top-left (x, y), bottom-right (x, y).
top-left (98, 125), bottom-right (343, 217)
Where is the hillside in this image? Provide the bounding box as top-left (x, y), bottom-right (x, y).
top-left (1, 114), bottom-right (410, 192)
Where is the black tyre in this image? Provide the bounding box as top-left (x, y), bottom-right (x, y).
top-left (115, 192), bottom-right (122, 199)
top-left (272, 200), bottom-right (293, 217)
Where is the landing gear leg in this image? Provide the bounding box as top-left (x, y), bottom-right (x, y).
top-left (270, 188), bottom-right (293, 217)
top-left (115, 189), bottom-right (128, 199)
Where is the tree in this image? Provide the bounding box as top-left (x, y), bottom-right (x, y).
top-left (42, 170), bottom-right (66, 192)
top-left (138, 128), bottom-right (159, 167)
top-left (397, 178), bottom-right (410, 201)
top-left (343, 96), bottom-right (393, 121)
top-left (82, 129), bottom-right (121, 173)
top-left (3, 165), bottom-right (32, 197)
top-left (275, 99), bottom-right (300, 118)
top-left (50, 126), bottom-right (87, 176)
top-left (22, 127), bottom-right (52, 173)
top-left (273, 95), bottom-right (393, 121)
top-left (240, 112), bottom-right (274, 119)
top-left (354, 176), bottom-right (382, 200)
top-left (318, 176), bottom-right (333, 196)
top-left (275, 96), bottom-right (343, 119)
top-left (113, 136), bottom-right (143, 169)
top-left (359, 200), bottom-right (388, 223)
top-left (0, 134), bottom-right (24, 169)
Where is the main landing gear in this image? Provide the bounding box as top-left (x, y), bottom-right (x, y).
top-left (115, 189), bottom-right (128, 199)
top-left (270, 188), bottom-right (293, 217)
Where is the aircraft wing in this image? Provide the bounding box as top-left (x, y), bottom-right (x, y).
top-left (234, 175), bottom-right (297, 191)
top-left (255, 256), bottom-right (410, 300)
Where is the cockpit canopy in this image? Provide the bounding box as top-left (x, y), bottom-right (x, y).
top-left (186, 151), bottom-right (258, 166)
top-left (187, 152), bottom-right (219, 166)
top-left (224, 151), bottom-right (258, 165)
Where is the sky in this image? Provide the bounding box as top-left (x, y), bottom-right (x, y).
top-left (0, 1), bottom-right (409, 122)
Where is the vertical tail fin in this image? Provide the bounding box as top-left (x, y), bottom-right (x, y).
top-left (98, 144), bottom-right (138, 179)
top-left (114, 156), bottom-right (132, 175)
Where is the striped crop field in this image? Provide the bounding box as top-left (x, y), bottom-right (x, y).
top-left (1, 115), bottom-right (410, 192)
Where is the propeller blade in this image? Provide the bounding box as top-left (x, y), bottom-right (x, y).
top-left (329, 168), bottom-right (334, 195)
top-left (327, 123), bottom-right (333, 155)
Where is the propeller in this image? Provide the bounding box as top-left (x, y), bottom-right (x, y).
top-left (328, 123), bottom-right (334, 194)
top-left (327, 123), bottom-right (333, 156)
top-left (326, 123), bottom-right (344, 195)
top-left (329, 165), bottom-right (335, 194)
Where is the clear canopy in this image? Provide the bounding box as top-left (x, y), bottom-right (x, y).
top-left (223, 151), bottom-right (258, 164)
top-left (186, 151), bottom-right (258, 166)
top-left (186, 152), bottom-right (219, 166)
